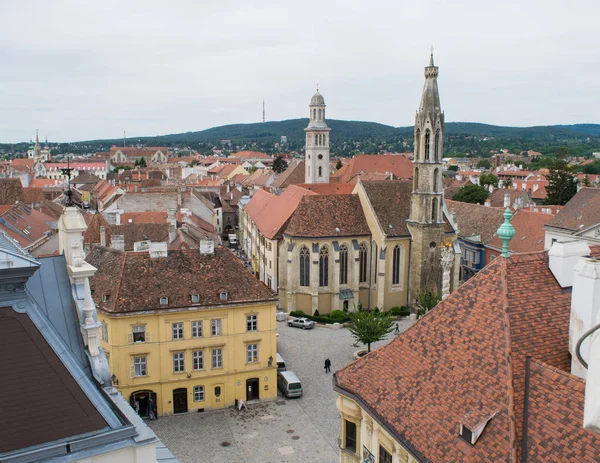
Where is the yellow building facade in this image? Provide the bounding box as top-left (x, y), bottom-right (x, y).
top-left (100, 300), bottom-right (278, 417)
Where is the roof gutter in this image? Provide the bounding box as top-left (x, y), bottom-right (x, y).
top-left (333, 375), bottom-right (429, 463)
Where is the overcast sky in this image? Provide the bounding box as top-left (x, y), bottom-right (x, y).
top-left (1, 0), bottom-right (599, 142)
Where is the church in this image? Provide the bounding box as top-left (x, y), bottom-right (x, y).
top-left (241, 54), bottom-right (460, 313)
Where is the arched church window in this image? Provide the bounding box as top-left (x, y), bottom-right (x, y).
top-left (315, 134), bottom-right (319, 146)
top-left (415, 129), bottom-right (421, 161)
top-left (318, 166), bottom-right (323, 177)
top-left (435, 129), bottom-right (440, 161)
top-left (318, 109), bottom-right (322, 120)
top-left (392, 245), bottom-right (401, 286)
top-left (313, 109), bottom-right (316, 120)
top-left (359, 243), bottom-right (368, 283)
top-left (373, 243), bottom-right (378, 283)
top-left (425, 130), bottom-right (431, 161)
top-left (414, 167), bottom-right (419, 191)
top-left (431, 197), bottom-right (438, 223)
top-left (339, 244), bottom-right (348, 285)
top-left (299, 246), bottom-right (310, 287)
top-left (433, 168), bottom-right (439, 192)
top-left (319, 246), bottom-right (329, 287)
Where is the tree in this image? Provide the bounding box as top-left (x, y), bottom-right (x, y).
top-left (336, 159), bottom-right (343, 170)
top-left (544, 151), bottom-right (577, 205)
top-left (273, 155), bottom-right (287, 173)
top-left (138, 157), bottom-right (147, 168)
top-left (477, 159), bottom-right (492, 169)
top-left (447, 165), bottom-right (459, 171)
top-left (346, 310), bottom-right (394, 352)
top-left (416, 289), bottom-right (442, 318)
top-left (452, 184), bottom-right (489, 204)
top-left (479, 173), bottom-right (498, 189)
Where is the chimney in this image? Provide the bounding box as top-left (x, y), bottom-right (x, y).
top-left (484, 199), bottom-right (491, 208)
top-left (503, 192), bottom-right (511, 208)
top-left (149, 241), bottom-right (168, 258)
top-left (548, 240), bottom-right (591, 288)
top-left (100, 226), bottom-right (106, 247)
top-left (199, 240), bottom-right (214, 255)
top-left (177, 188), bottom-right (182, 207)
top-left (111, 235), bottom-right (125, 252)
top-left (571, 256), bottom-right (600, 379)
top-left (227, 183), bottom-right (230, 193)
top-left (168, 224), bottom-right (176, 243)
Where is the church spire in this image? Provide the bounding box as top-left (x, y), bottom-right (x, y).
top-left (304, 88), bottom-right (331, 184)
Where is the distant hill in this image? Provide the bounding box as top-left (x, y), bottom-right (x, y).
top-left (81, 120), bottom-right (600, 146)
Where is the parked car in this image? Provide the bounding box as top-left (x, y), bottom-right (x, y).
top-left (287, 317), bottom-right (315, 329)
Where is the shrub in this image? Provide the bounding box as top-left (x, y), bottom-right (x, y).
top-left (290, 310), bottom-right (305, 318)
top-left (390, 306), bottom-right (411, 317)
top-left (313, 309), bottom-right (320, 316)
top-left (330, 310), bottom-right (346, 320)
top-left (311, 315), bottom-right (332, 324)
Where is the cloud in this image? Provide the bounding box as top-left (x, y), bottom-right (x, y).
top-left (0, 0), bottom-right (599, 141)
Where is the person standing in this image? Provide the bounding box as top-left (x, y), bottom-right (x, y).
top-left (395, 322), bottom-right (400, 334)
top-left (324, 358), bottom-right (331, 373)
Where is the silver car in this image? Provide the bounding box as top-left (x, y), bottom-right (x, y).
top-left (287, 317), bottom-right (315, 329)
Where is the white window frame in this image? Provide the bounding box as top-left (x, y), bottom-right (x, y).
top-left (132, 356), bottom-right (147, 377)
top-left (210, 319), bottom-right (222, 336)
top-left (160, 296), bottom-right (168, 305)
top-left (246, 344), bottom-right (258, 363)
top-left (212, 348), bottom-right (223, 369)
top-left (193, 385), bottom-right (205, 402)
top-left (246, 314), bottom-right (258, 332)
top-left (191, 294), bottom-right (200, 303)
top-left (130, 325), bottom-right (147, 344)
top-left (173, 352), bottom-right (185, 373)
top-left (192, 320), bottom-right (203, 338)
top-left (172, 322), bottom-right (184, 340)
top-left (193, 350), bottom-right (204, 370)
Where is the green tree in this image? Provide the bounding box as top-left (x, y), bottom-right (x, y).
top-left (479, 173), bottom-right (498, 188)
top-left (273, 155), bottom-right (287, 173)
top-left (447, 165), bottom-right (459, 171)
top-left (477, 159), bottom-right (492, 169)
top-left (544, 151), bottom-right (577, 205)
top-left (336, 159), bottom-right (343, 170)
top-left (346, 309), bottom-right (394, 353)
top-left (138, 157), bottom-right (147, 167)
top-left (416, 289), bottom-right (442, 318)
top-left (452, 184), bottom-right (489, 204)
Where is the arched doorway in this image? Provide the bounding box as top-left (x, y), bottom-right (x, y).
top-left (173, 388), bottom-right (188, 414)
top-left (130, 390), bottom-right (157, 418)
top-left (246, 378), bottom-right (260, 401)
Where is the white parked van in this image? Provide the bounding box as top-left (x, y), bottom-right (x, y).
top-left (277, 371), bottom-right (302, 398)
top-left (276, 353), bottom-right (286, 372)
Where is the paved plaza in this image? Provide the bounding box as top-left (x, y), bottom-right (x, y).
top-left (149, 319), bottom-right (413, 463)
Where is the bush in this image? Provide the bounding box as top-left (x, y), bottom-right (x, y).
top-left (311, 315), bottom-right (332, 324)
top-left (390, 306), bottom-right (411, 317)
top-left (330, 310), bottom-right (346, 320)
top-left (313, 309), bottom-right (320, 316)
top-left (290, 310), bottom-right (305, 318)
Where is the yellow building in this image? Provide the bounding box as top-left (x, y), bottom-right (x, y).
top-left (87, 243), bottom-right (278, 417)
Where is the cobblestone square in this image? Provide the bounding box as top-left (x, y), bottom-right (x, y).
top-left (149, 319), bottom-right (413, 462)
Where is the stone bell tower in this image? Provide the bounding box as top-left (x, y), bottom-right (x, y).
top-left (304, 88), bottom-right (330, 184)
top-left (407, 53), bottom-right (447, 305)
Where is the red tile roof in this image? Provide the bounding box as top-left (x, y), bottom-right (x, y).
top-left (488, 210), bottom-right (553, 253)
top-left (446, 199), bottom-right (506, 242)
top-left (230, 150), bottom-right (271, 160)
top-left (86, 247), bottom-right (275, 313)
top-left (331, 154), bottom-right (413, 184)
top-left (335, 252), bottom-right (588, 462)
top-left (0, 203), bottom-right (56, 248)
top-left (546, 188), bottom-right (600, 232)
top-left (285, 194), bottom-right (370, 238)
top-left (0, 178), bottom-right (24, 205)
top-left (294, 183), bottom-right (355, 195)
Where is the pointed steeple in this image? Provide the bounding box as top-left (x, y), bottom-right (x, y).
top-left (420, 52), bottom-right (441, 114)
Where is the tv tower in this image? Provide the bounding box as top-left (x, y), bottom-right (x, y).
top-left (262, 99), bottom-right (265, 123)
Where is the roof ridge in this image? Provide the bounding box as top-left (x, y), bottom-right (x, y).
top-left (529, 358), bottom-right (586, 387)
top-left (500, 257), bottom-right (519, 463)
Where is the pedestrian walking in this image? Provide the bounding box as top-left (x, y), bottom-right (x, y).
top-left (147, 397), bottom-right (155, 420)
top-left (324, 358), bottom-right (331, 373)
top-left (395, 322), bottom-right (400, 334)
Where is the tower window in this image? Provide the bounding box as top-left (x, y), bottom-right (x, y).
top-left (318, 166), bottom-right (323, 177)
top-left (432, 197), bottom-right (438, 222)
top-left (425, 130), bottom-right (431, 161)
top-left (433, 168), bottom-right (439, 192)
top-left (299, 246), bottom-right (310, 287)
top-left (435, 129), bottom-right (440, 161)
top-left (318, 154), bottom-right (323, 160)
top-left (414, 166), bottom-right (419, 191)
top-left (415, 129), bottom-right (421, 160)
top-left (319, 246), bottom-right (329, 287)
top-left (318, 109), bottom-right (322, 120)
top-left (313, 108), bottom-right (316, 120)
top-left (315, 134), bottom-right (318, 146)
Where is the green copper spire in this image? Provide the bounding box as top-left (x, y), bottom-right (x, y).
top-left (497, 208), bottom-right (516, 257)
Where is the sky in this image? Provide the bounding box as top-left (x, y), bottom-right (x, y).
top-left (1, 0), bottom-right (599, 142)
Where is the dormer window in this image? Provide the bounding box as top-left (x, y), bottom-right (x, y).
top-left (219, 290), bottom-right (228, 301)
top-left (160, 296), bottom-right (169, 305)
top-left (459, 425), bottom-right (474, 445)
top-left (459, 409), bottom-right (497, 446)
top-left (191, 294), bottom-right (200, 303)
top-left (102, 294), bottom-right (109, 303)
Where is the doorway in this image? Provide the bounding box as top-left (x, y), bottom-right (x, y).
top-left (246, 378), bottom-right (260, 402)
top-left (173, 388), bottom-right (188, 414)
top-left (130, 390), bottom-right (157, 418)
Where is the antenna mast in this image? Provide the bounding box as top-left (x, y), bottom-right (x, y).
top-left (123, 130), bottom-right (126, 147)
top-left (262, 99), bottom-right (265, 123)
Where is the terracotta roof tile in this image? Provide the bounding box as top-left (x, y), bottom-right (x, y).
top-left (488, 210), bottom-right (553, 253)
top-left (361, 181), bottom-right (414, 237)
top-left (546, 188), bottom-right (600, 231)
top-left (270, 160), bottom-right (305, 189)
top-left (230, 150), bottom-right (271, 160)
top-left (86, 247), bottom-right (275, 313)
top-left (331, 154), bottom-right (413, 184)
top-left (0, 178), bottom-right (24, 205)
top-left (285, 194), bottom-right (370, 238)
top-left (335, 252), bottom-right (582, 462)
top-left (446, 199), bottom-right (506, 242)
